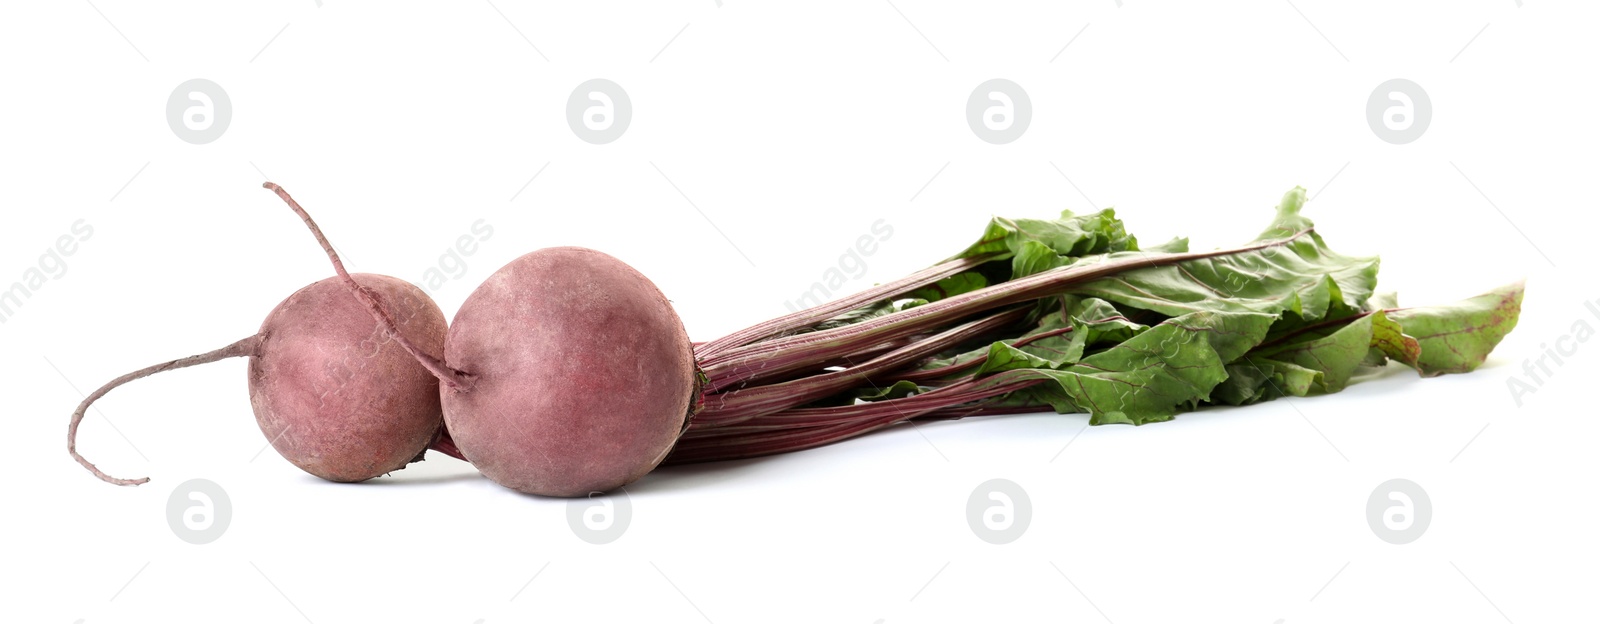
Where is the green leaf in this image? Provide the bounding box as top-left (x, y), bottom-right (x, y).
top-left (966, 297), bottom-right (1150, 377)
top-left (972, 342), bottom-right (1059, 376)
top-left (1254, 186), bottom-right (1316, 241)
top-left (853, 380), bottom-right (923, 402)
top-left (1217, 308), bottom-right (1420, 401)
top-left (1233, 357), bottom-right (1324, 399)
top-left (1368, 310), bottom-right (1422, 367)
top-left (1003, 310), bottom-right (1276, 425)
top-left (781, 188), bottom-right (1525, 434)
top-left (1009, 237), bottom-right (1189, 281)
top-left (1142, 237), bottom-right (1190, 254)
top-left (1250, 311), bottom-right (1396, 392)
top-left (1060, 297), bottom-right (1148, 363)
top-left (950, 209), bottom-right (1137, 263)
top-left (1387, 280), bottom-right (1526, 376)
top-left (1212, 361), bottom-right (1272, 406)
top-left (813, 299), bottom-right (895, 331)
top-left (909, 272), bottom-right (989, 302)
top-left (1011, 240), bottom-right (1069, 279)
top-left (1063, 191), bottom-right (1379, 322)
top-left (815, 297), bottom-right (930, 331)
top-left (913, 295), bottom-right (1084, 377)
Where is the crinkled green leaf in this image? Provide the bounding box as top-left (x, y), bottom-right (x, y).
top-left (1011, 240), bottom-right (1070, 279)
top-left (800, 188), bottom-right (1524, 429)
top-left (1064, 188), bottom-right (1379, 322)
top-left (1010, 237), bottom-right (1189, 281)
top-left (973, 342), bottom-right (1059, 376)
top-left (1060, 297), bottom-right (1148, 363)
top-left (966, 297), bottom-right (1151, 378)
top-left (950, 209), bottom-right (1137, 263)
top-left (1004, 310), bottom-right (1276, 424)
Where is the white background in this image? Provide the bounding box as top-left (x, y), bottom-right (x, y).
top-left (2, 1), bottom-right (1595, 622)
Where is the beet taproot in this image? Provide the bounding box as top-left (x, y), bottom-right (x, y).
top-left (67, 273), bottom-right (447, 485)
top-left (440, 247), bottom-right (698, 496)
top-left (68, 182), bottom-right (454, 486)
top-left (248, 274), bottom-right (447, 482)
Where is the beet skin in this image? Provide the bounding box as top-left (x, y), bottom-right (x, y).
top-left (249, 273), bottom-right (448, 482)
top-left (442, 247), bottom-right (698, 497)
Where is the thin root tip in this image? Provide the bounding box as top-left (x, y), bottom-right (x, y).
top-left (262, 181), bottom-right (279, 190)
top-left (97, 473), bottom-right (150, 486)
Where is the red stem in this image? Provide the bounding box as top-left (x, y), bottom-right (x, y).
top-left (429, 428), bottom-right (469, 462)
top-left (886, 322), bottom-right (1082, 383)
top-left (262, 182), bottom-right (474, 392)
top-left (882, 313), bottom-right (1136, 383)
top-left (667, 376), bottom-right (1043, 463)
top-left (691, 306), bottom-right (1028, 428)
top-left (694, 255), bottom-right (995, 359)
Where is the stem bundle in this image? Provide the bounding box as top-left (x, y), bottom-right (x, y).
top-left (669, 229), bottom-right (1313, 464)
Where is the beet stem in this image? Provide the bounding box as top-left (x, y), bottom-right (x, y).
top-left (698, 230), bottom-right (1313, 388)
top-left (694, 255), bottom-right (994, 358)
top-left (428, 428), bottom-right (469, 462)
top-left (691, 306), bottom-right (1029, 428)
top-left (667, 376), bottom-right (1043, 463)
top-left (262, 182), bottom-right (475, 392)
top-left (68, 334), bottom-right (264, 486)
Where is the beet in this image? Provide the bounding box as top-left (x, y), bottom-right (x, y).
top-left (68, 273), bottom-right (447, 485)
top-left (440, 247), bottom-right (698, 496)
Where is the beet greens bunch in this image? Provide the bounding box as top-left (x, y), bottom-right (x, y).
top-left (668, 187), bottom-right (1524, 464)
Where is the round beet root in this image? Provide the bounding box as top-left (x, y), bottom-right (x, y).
top-left (249, 274), bottom-right (448, 482)
top-left (68, 184), bottom-right (460, 487)
top-left (442, 247), bottom-right (698, 497)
